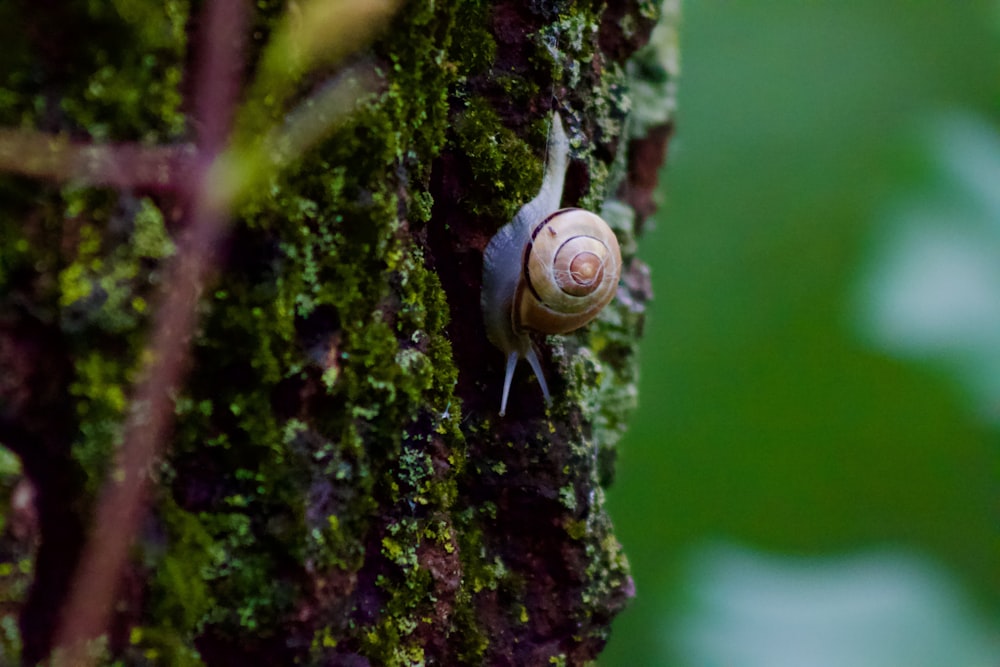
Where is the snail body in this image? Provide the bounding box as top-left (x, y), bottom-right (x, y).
top-left (481, 112), bottom-right (621, 416)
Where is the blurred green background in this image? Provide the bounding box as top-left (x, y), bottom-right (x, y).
top-left (604, 1), bottom-right (1000, 664)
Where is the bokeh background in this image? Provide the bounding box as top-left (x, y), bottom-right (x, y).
top-left (603, 1), bottom-right (1000, 665)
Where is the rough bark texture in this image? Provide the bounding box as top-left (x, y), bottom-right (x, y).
top-left (0, 0), bottom-right (678, 665)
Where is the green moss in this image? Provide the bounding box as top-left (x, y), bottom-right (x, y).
top-left (60, 1), bottom-right (187, 140)
top-left (126, 626), bottom-right (205, 667)
top-left (452, 98), bottom-right (543, 221)
top-left (0, 448), bottom-right (29, 664)
top-left (559, 483), bottom-right (578, 511)
top-left (51, 190), bottom-right (178, 495)
top-left (144, 0), bottom-right (473, 659)
top-left (451, 1), bottom-right (496, 78)
top-left (494, 73), bottom-right (543, 103)
top-left (142, 496), bottom-right (213, 632)
top-left (69, 352), bottom-right (128, 487)
top-left (130, 496), bottom-right (215, 664)
top-left (408, 190), bottom-right (435, 224)
top-left (59, 193), bottom-right (175, 333)
top-left (539, 9), bottom-right (601, 87)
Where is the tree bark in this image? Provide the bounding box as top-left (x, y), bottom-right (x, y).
top-left (0, 0), bottom-right (678, 665)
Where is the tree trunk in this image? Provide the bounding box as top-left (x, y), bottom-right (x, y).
top-left (0, 0), bottom-right (677, 665)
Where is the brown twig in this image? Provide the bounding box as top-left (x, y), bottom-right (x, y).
top-left (0, 130), bottom-right (195, 190)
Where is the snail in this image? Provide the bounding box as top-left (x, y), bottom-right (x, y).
top-left (481, 112), bottom-right (622, 416)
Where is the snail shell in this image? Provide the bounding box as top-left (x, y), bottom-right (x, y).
top-left (481, 112), bottom-right (622, 416)
top-left (516, 208), bottom-right (621, 335)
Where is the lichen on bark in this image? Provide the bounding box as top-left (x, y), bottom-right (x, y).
top-left (0, 0), bottom-right (677, 665)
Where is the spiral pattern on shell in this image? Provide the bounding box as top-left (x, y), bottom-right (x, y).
top-left (514, 208), bottom-right (622, 335)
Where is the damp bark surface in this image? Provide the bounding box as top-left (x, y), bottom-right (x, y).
top-left (0, 1), bottom-right (678, 665)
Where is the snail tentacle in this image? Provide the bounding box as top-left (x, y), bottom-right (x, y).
top-left (524, 345), bottom-right (551, 404)
top-left (499, 344), bottom-right (550, 417)
top-left (500, 352), bottom-right (518, 417)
